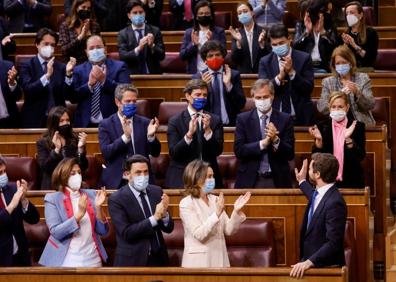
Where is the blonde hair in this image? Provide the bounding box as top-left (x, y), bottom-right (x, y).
top-left (182, 160), bottom-right (210, 198)
top-left (330, 45), bottom-right (357, 75)
top-left (344, 1), bottom-right (367, 45)
top-left (328, 91), bottom-right (350, 107)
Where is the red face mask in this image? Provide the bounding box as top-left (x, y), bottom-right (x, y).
top-left (206, 57), bottom-right (224, 71)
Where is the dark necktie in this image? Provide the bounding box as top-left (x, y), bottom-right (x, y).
top-left (139, 191), bottom-right (160, 253)
top-left (136, 29), bottom-right (148, 74)
top-left (259, 115), bottom-right (270, 173)
top-left (281, 81), bottom-right (292, 114)
top-left (307, 190), bottom-right (319, 227)
top-left (212, 72), bottom-right (221, 117)
top-left (0, 188), bottom-right (6, 210)
top-left (194, 113), bottom-right (203, 160)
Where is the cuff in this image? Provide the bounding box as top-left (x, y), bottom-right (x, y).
top-left (8, 83), bottom-right (17, 91)
top-left (289, 70), bottom-right (296, 80)
top-left (134, 47), bottom-right (140, 56)
top-left (65, 76), bottom-right (73, 85)
top-left (40, 74), bottom-right (50, 87)
top-left (149, 215), bottom-right (158, 227)
top-left (121, 134), bottom-right (130, 144)
top-left (161, 212), bottom-right (170, 226)
top-left (274, 76), bottom-right (281, 86)
top-left (147, 135), bottom-right (155, 142)
top-left (184, 135), bottom-right (193, 145)
top-left (299, 179), bottom-right (306, 186)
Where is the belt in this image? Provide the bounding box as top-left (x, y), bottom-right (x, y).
top-left (257, 171), bottom-right (273, 178)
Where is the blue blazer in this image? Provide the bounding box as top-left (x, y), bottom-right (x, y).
top-left (0, 183), bottom-right (40, 266)
top-left (39, 189), bottom-right (109, 267)
top-left (180, 26), bottom-right (226, 74)
top-left (234, 108), bottom-right (294, 188)
top-left (70, 58), bottom-right (131, 127)
top-left (258, 49), bottom-right (314, 126)
top-left (98, 113), bottom-right (161, 189)
top-left (0, 60), bottom-right (21, 128)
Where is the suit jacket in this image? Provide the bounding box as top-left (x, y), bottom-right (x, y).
top-left (169, 0), bottom-right (200, 29)
top-left (108, 184), bottom-right (174, 266)
top-left (258, 49), bottom-right (314, 126)
top-left (234, 108), bottom-right (294, 188)
top-left (70, 58), bottom-right (131, 127)
top-left (180, 27), bottom-right (226, 74)
top-left (0, 60), bottom-right (21, 128)
top-left (0, 17), bottom-right (16, 60)
top-left (143, 0), bottom-right (163, 28)
top-left (0, 184), bottom-right (40, 266)
top-left (98, 113), bottom-right (161, 189)
top-left (39, 189), bottom-right (109, 266)
top-left (118, 24), bottom-right (165, 74)
top-left (299, 181), bottom-right (346, 267)
top-left (192, 68), bottom-right (246, 126)
top-left (179, 194), bottom-right (246, 267)
top-left (19, 56), bottom-right (72, 128)
top-left (312, 118), bottom-right (366, 188)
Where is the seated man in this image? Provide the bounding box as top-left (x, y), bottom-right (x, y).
top-left (165, 79), bottom-right (224, 188)
top-left (193, 40), bottom-right (245, 126)
top-left (234, 79), bottom-right (294, 188)
top-left (70, 35), bottom-right (131, 128)
top-left (99, 84), bottom-right (161, 189)
top-left (118, 0), bottom-right (165, 74)
top-left (0, 156), bottom-right (40, 266)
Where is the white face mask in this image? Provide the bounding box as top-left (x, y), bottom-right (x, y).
top-left (131, 175), bottom-right (149, 192)
top-left (0, 173), bottom-right (8, 188)
top-left (255, 98), bottom-right (272, 113)
top-left (39, 45), bottom-right (54, 59)
top-left (330, 110), bottom-right (347, 122)
top-left (68, 173), bottom-right (82, 191)
top-left (346, 14), bottom-right (359, 27)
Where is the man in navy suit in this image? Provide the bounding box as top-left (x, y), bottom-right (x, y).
top-left (70, 35), bottom-right (131, 128)
top-left (0, 60), bottom-right (21, 128)
top-left (291, 153), bottom-right (346, 278)
top-left (192, 40), bottom-right (245, 126)
top-left (19, 28), bottom-right (76, 128)
top-left (0, 156), bottom-right (40, 266)
top-left (258, 24), bottom-right (314, 126)
top-left (234, 79), bottom-right (294, 188)
top-left (108, 155), bottom-right (174, 266)
top-left (98, 84), bottom-right (161, 189)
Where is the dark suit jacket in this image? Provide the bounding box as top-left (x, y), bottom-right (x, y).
top-left (98, 113), bottom-right (161, 189)
top-left (70, 58), bottom-right (131, 127)
top-left (0, 184), bottom-right (40, 266)
top-left (0, 17), bottom-right (16, 60)
top-left (169, 0), bottom-right (200, 29)
top-left (312, 118), bottom-right (366, 188)
top-left (180, 27), bottom-right (226, 74)
top-left (258, 49), bottom-right (314, 126)
top-left (0, 60), bottom-right (21, 128)
top-left (192, 68), bottom-right (246, 126)
top-left (143, 0), bottom-right (163, 28)
top-left (19, 56), bottom-right (72, 128)
top-left (108, 184), bottom-right (174, 266)
top-left (118, 24), bottom-right (165, 74)
top-left (234, 108), bottom-right (294, 188)
top-left (299, 181), bottom-right (346, 267)
top-left (165, 110), bottom-right (224, 188)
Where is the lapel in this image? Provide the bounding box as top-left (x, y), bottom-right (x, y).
top-left (132, 115), bottom-right (144, 154)
top-left (145, 186), bottom-right (157, 216)
top-left (181, 109), bottom-right (192, 132)
top-left (127, 25), bottom-right (138, 47)
top-left (251, 24), bottom-right (260, 64)
top-left (269, 53), bottom-right (280, 78)
top-left (33, 56), bottom-right (45, 77)
top-left (250, 109), bottom-right (262, 141)
top-left (83, 61), bottom-right (93, 82)
top-left (122, 185), bottom-right (147, 219)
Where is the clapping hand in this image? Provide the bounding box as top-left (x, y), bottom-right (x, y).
top-left (191, 30), bottom-right (199, 46)
top-left (147, 117), bottom-right (159, 138)
top-left (147, 33), bottom-right (154, 47)
top-left (46, 57), bottom-right (55, 79)
top-left (186, 114), bottom-right (198, 139)
top-left (66, 57), bottom-right (76, 77)
top-left (345, 120), bottom-right (357, 139)
top-left (1, 34), bottom-right (14, 46)
top-left (266, 122), bottom-right (279, 142)
top-left (202, 113), bottom-right (212, 134)
top-left (78, 132), bottom-right (87, 152)
top-left (95, 187), bottom-right (107, 207)
top-left (229, 26), bottom-right (242, 43)
top-left (308, 125), bottom-right (323, 148)
top-left (76, 194), bottom-right (88, 222)
top-left (233, 192), bottom-right (251, 213)
top-left (7, 66), bottom-right (17, 86)
top-left (201, 70), bottom-right (212, 84)
top-left (222, 64), bottom-right (232, 86)
top-left (216, 192), bottom-right (224, 217)
top-left (52, 131), bottom-right (65, 153)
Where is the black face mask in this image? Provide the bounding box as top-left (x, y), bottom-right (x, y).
top-left (77, 9), bottom-right (91, 21)
top-left (196, 15), bottom-right (212, 26)
top-left (58, 124), bottom-right (72, 138)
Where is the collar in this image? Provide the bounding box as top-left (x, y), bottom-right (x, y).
top-left (117, 111), bottom-right (133, 123)
top-left (244, 23), bottom-right (255, 34)
top-left (207, 66), bottom-right (224, 74)
top-left (132, 23), bottom-right (145, 31)
top-left (128, 182), bottom-right (146, 197)
top-left (37, 54), bottom-right (49, 64)
top-left (257, 108), bottom-right (272, 120)
top-left (64, 187), bottom-right (81, 199)
top-left (315, 182), bottom-right (334, 197)
top-left (187, 105), bottom-right (203, 117)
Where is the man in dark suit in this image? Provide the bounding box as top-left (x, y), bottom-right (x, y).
top-left (99, 84), bottom-right (161, 189)
top-left (165, 79), bottom-right (224, 188)
top-left (0, 156), bottom-right (40, 266)
top-left (108, 154), bottom-right (174, 266)
top-left (258, 24), bottom-right (314, 126)
top-left (70, 35), bottom-right (131, 128)
top-left (0, 60), bottom-right (21, 128)
top-left (291, 153), bottom-right (346, 278)
top-left (118, 0), bottom-right (165, 74)
top-left (192, 40), bottom-right (245, 126)
top-left (234, 79), bottom-right (294, 188)
top-left (19, 28), bottom-right (76, 128)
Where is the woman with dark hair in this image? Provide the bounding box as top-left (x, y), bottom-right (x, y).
top-left (59, 0), bottom-right (101, 64)
top-left (179, 0), bottom-right (226, 74)
top-left (36, 106), bottom-right (88, 190)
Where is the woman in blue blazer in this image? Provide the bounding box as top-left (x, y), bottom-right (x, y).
top-left (39, 158), bottom-right (109, 267)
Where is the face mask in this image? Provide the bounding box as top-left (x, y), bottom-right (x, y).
top-left (206, 57), bottom-right (224, 71)
top-left (0, 173), bottom-right (8, 188)
top-left (346, 14), bottom-right (359, 27)
top-left (335, 63), bottom-right (351, 76)
top-left (203, 178), bottom-right (215, 193)
top-left (191, 98), bottom-right (207, 111)
top-left (131, 14), bottom-right (145, 26)
top-left (238, 12), bottom-right (252, 25)
top-left (58, 124), bottom-right (72, 137)
top-left (272, 43), bottom-right (289, 57)
top-left (88, 48), bottom-right (106, 63)
top-left (255, 98), bottom-right (272, 113)
top-left (330, 110), bottom-right (347, 122)
top-left (68, 173), bottom-right (82, 191)
top-left (39, 45), bottom-right (54, 59)
top-left (122, 103), bottom-right (137, 118)
top-left (197, 15), bottom-right (212, 26)
top-left (131, 175), bottom-right (149, 192)
top-left (77, 9), bottom-right (91, 20)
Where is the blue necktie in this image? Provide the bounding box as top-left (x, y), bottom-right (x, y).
top-left (307, 190), bottom-right (319, 227)
top-left (91, 82), bottom-right (101, 119)
top-left (139, 191), bottom-right (160, 253)
top-left (259, 115), bottom-right (270, 173)
top-left (136, 29), bottom-right (148, 74)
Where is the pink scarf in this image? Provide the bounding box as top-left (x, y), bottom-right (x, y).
top-left (332, 118), bottom-right (348, 181)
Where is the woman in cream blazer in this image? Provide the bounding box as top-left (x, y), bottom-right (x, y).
top-left (179, 159), bottom-right (251, 267)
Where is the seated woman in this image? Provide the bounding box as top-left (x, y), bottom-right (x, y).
top-left (39, 158), bottom-right (108, 267)
top-left (59, 0), bottom-right (101, 64)
top-left (179, 159), bottom-right (251, 267)
top-left (309, 91), bottom-right (366, 188)
top-left (247, 0), bottom-right (286, 28)
top-left (36, 106), bottom-right (88, 190)
top-left (317, 45), bottom-right (375, 126)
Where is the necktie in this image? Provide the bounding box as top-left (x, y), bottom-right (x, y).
top-left (0, 188), bottom-right (6, 210)
top-left (136, 29), bottom-right (148, 74)
top-left (184, 0), bottom-right (192, 22)
top-left (259, 115), bottom-right (270, 173)
top-left (139, 192), bottom-right (160, 253)
top-left (212, 72), bottom-right (222, 117)
top-left (195, 113), bottom-right (203, 160)
top-left (91, 82), bottom-right (101, 120)
top-left (281, 92), bottom-right (292, 114)
top-left (307, 190), bottom-right (319, 227)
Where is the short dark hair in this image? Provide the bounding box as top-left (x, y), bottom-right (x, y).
top-left (269, 23), bottom-right (289, 39)
top-left (35, 28), bottom-right (58, 45)
top-left (0, 155), bottom-right (6, 166)
top-left (126, 0), bottom-right (144, 13)
top-left (183, 79), bottom-right (208, 95)
top-left (123, 154), bottom-right (150, 172)
top-left (199, 40), bottom-right (227, 61)
top-left (193, 0), bottom-right (215, 30)
top-left (311, 153), bottom-right (339, 183)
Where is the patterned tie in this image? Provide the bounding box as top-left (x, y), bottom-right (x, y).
top-left (91, 82), bottom-right (101, 120)
top-left (307, 190), bottom-right (319, 227)
top-left (136, 29), bottom-right (148, 74)
top-left (259, 115), bottom-right (270, 173)
top-left (184, 0), bottom-right (192, 21)
top-left (139, 191), bottom-right (160, 253)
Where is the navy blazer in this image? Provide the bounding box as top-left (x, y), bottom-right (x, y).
top-left (258, 49), bottom-right (314, 126)
top-left (98, 113), bottom-right (161, 189)
top-left (70, 58), bottom-right (131, 127)
top-left (108, 184), bottom-right (174, 266)
top-left (192, 68), bottom-right (246, 126)
top-left (180, 27), bottom-right (226, 74)
top-left (0, 60), bottom-right (21, 128)
top-left (234, 108), bottom-right (294, 188)
top-left (165, 110), bottom-right (224, 188)
top-left (299, 181), bottom-right (346, 267)
top-left (19, 56), bottom-right (71, 128)
top-left (0, 184), bottom-right (40, 266)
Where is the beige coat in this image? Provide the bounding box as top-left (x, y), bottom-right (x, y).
top-left (179, 194), bottom-right (246, 267)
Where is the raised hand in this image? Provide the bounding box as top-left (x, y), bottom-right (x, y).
top-left (66, 57), bottom-right (76, 77)
top-left (345, 120), bottom-right (357, 139)
top-left (7, 66), bottom-right (17, 86)
top-left (186, 115), bottom-right (198, 139)
top-left (76, 194), bottom-right (88, 222)
top-left (78, 132), bottom-right (87, 150)
top-left (95, 187), bottom-right (107, 207)
top-left (308, 125), bottom-right (323, 148)
top-left (121, 117), bottom-right (132, 138)
top-left (223, 64), bottom-right (232, 86)
top-left (233, 192), bottom-right (251, 212)
top-left (229, 26), bottom-right (242, 43)
top-left (191, 30), bottom-right (199, 46)
top-left (202, 113), bottom-right (212, 134)
top-left (46, 57), bottom-right (55, 79)
top-left (52, 131), bottom-right (63, 153)
top-left (147, 117), bottom-right (159, 138)
top-left (294, 159), bottom-right (308, 183)
top-left (258, 30), bottom-right (266, 48)
top-left (266, 122), bottom-right (279, 142)
top-left (147, 33), bottom-right (154, 47)
top-left (216, 192), bottom-right (224, 217)
top-left (201, 71), bottom-right (212, 84)
top-left (1, 34), bottom-right (14, 46)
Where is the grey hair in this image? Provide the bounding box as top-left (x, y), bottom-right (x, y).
top-left (86, 35), bottom-right (106, 47)
top-left (250, 79), bottom-right (275, 96)
top-left (115, 84), bottom-right (139, 101)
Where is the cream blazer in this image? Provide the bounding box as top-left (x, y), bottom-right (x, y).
top-left (179, 194), bottom-right (246, 267)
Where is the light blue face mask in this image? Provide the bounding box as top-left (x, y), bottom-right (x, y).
top-left (238, 12), bottom-right (252, 25)
top-left (132, 175), bottom-right (149, 192)
top-left (0, 173), bottom-right (8, 188)
top-left (272, 43), bottom-right (289, 57)
top-left (203, 178), bottom-right (215, 193)
top-left (88, 48), bottom-right (106, 63)
top-left (131, 14), bottom-right (145, 26)
top-left (335, 63), bottom-right (351, 76)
